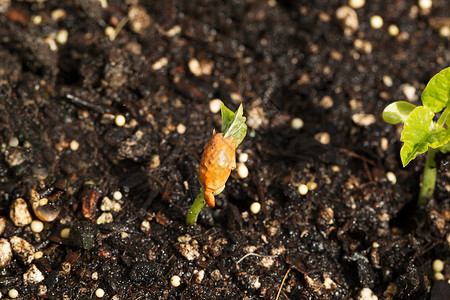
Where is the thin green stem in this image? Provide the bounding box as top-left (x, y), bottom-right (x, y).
top-left (437, 106), bottom-right (449, 127)
top-left (186, 188), bottom-right (206, 225)
top-left (417, 148), bottom-right (438, 206)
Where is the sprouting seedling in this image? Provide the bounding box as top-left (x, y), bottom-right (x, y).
top-left (382, 67), bottom-right (450, 205)
top-left (186, 102), bottom-right (247, 225)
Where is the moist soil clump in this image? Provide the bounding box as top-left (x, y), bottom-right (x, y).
top-left (0, 1), bottom-right (449, 299)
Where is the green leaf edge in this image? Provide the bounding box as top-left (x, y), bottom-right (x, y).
top-left (382, 101), bottom-right (417, 124)
top-left (221, 102), bottom-right (247, 147)
top-left (421, 66), bottom-right (450, 113)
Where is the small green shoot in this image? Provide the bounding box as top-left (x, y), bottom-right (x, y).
top-left (186, 102), bottom-right (247, 225)
top-left (382, 67), bottom-right (450, 205)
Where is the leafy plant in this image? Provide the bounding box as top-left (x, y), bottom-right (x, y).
top-left (186, 102), bottom-right (247, 225)
top-left (382, 67), bottom-right (450, 205)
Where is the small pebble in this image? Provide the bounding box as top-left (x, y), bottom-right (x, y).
top-left (170, 275), bottom-right (181, 287)
top-left (239, 153), bottom-right (249, 163)
top-left (306, 182), bottom-right (317, 191)
top-left (34, 251), bottom-right (44, 260)
top-left (0, 238), bottom-right (13, 268)
top-left (388, 24), bottom-right (399, 36)
top-left (10, 236), bottom-right (35, 265)
top-left (177, 123), bottom-right (186, 135)
top-left (349, 0), bottom-right (365, 9)
top-left (60, 228), bottom-right (70, 239)
top-left (336, 6), bottom-right (359, 36)
top-left (380, 137), bottom-right (388, 151)
top-left (105, 26), bottom-right (115, 38)
top-left (352, 113), bottom-right (376, 127)
top-left (8, 289), bottom-right (19, 299)
top-left (188, 58), bottom-right (202, 77)
top-left (209, 99), bottom-right (222, 113)
top-left (298, 184), bottom-right (308, 195)
top-left (32, 15), bottom-right (42, 25)
top-left (113, 191), bottom-right (122, 201)
top-left (150, 154), bottom-right (160, 169)
top-left (418, 0), bottom-right (432, 10)
top-left (370, 15), bottom-right (383, 29)
top-left (96, 212), bottom-right (113, 224)
top-left (115, 115), bottom-right (126, 127)
top-left (56, 29), bottom-right (68, 44)
top-left (9, 137), bottom-right (19, 147)
top-left (210, 269), bottom-right (223, 281)
top-left (386, 172), bottom-right (397, 184)
top-left (434, 272), bottom-right (444, 280)
top-left (319, 96), bottom-right (334, 109)
top-left (51, 8), bottom-right (66, 21)
top-left (402, 84), bottom-right (417, 101)
top-left (359, 287), bottom-right (377, 300)
top-left (23, 264), bottom-right (45, 284)
top-left (92, 272), bottom-right (99, 280)
top-left (382, 75), bottom-right (393, 87)
top-left (314, 132), bottom-right (330, 145)
top-left (291, 117), bottom-right (304, 130)
top-left (37, 285), bottom-right (47, 297)
top-left (95, 288), bottom-right (105, 298)
top-left (195, 270), bottom-right (205, 283)
top-left (128, 5), bottom-right (151, 34)
top-left (152, 57), bottom-right (168, 70)
top-left (30, 220), bottom-right (44, 233)
top-left (70, 140), bottom-right (79, 151)
top-left (237, 163), bottom-right (249, 179)
top-left (439, 26), bottom-right (450, 38)
top-left (432, 259), bottom-right (444, 272)
top-left (250, 202), bottom-right (261, 214)
top-left (10, 198), bottom-right (32, 227)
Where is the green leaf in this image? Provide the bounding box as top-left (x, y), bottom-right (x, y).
top-left (221, 102), bottom-right (247, 146)
top-left (400, 106), bottom-right (450, 166)
top-left (382, 101), bottom-right (416, 124)
top-left (440, 141), bottom-right (450, 153)
top-left (421, 67), bottom-right (450, 113)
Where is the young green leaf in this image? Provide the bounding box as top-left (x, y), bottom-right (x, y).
top-left (221, 102), bottom-right (247, 146)
top-left (421, 67), bottom-right (450, 113)
top-left (400, 106), bottom-right (450, 166)
top-left (382, 101), bottom-right (416, 124)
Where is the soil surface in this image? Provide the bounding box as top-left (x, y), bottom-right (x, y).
top-left (0, 0), bottom-right (449, 299)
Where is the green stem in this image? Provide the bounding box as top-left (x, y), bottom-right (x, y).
top-left (437, 106), bottom-right (450, 127)
top-left (186, 188), bottom-right (206, 225)
top-left (417, 148), bottom-right (437, 206)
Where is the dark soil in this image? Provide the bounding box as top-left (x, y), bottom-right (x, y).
top-left (0, 0), bottom-right (449, 299)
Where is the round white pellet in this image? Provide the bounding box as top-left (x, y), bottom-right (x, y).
top-left (382, 75), bottom-right (393, 87)
top-left (31, 220), bottom-right (44, 233)
top-left (349, 0), bottom-right (365, 9)
top-left (113, 191), bottom-right (122, 201)
top-left (95, 288), bottom-right (105, 298)
top-left (60, 228), bottom-right (70, 239)
top-left (70, 140), bottom-right (79, 151)
top-left (370, 15), bottom-right (383, 29)
top-left (432, 259), bottom-right (444, 273)
top-left (34, 251), bottom-right (44, 260)
top-left (439, 26), bottom-right (450, 38)
top-left (56, 29), bottom-right (69, 44)
top-left (115, 115), bottom-right (126, 127)
top-left (372, 242), bottom-right (380, 248)
top-left (298, 184), bottom-right (308, 195)
top-left (237, 163), bottom-right (249, 179)
top-left (176, 123), bottom-right (186, 135)
top-left (250, 202), bottom-right (261, 214)
top-left (8, 289), bottom-right (19, 299)
top-left (386, 172), bottom-right (397, 184)
top-left (434, 272), bottom-right (444, 280)
top-left (9, 137), bottom-right (19, 147)
top-left (170, 275), bottom-right (181, 287)
top-left (209, 99), bottom-right (222, 113)
top-left (388, 24), bottom-right (399, 36)
top-left (418, 0), bottom-right (432, 10)
top-left (239, 153), bottom-right (249, 163)
top-left (291, 118), bottom-right (304, 130)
